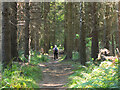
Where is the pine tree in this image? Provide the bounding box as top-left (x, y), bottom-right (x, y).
top-left (79, 2), bottom-right (86, 65)
top-left (2, 2), bottom-right (11, 70)
top-left (91, 2), bottom-right (99, 60)
top-left (10, 2), bottom-right (18, 61)
top-left (24, 2), bottom-right (30, 62)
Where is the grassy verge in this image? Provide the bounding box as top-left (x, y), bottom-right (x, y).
top-left (19, 50), bottom-right (50, 65)
top-left (66, 59), bottom-right (119, 88)
top-left (1, 50), bottom-right (51, 89)
top-left (0, 73), bottom-right (1, 88)
top-left (21, 65), bottom-right (42, 83)
top-left (1, 62), bottom-right (42, 88)
top-left (0, 61), bottom-right (2, 88)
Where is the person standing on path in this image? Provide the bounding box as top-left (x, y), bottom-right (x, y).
top-left (53, 45), bottom-right (58, 60)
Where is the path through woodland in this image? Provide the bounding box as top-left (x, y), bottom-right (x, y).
top-left (38, 54), bottom-right (74, 88)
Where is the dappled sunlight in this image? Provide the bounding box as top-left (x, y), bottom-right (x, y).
top-left (39, 84), bottom-right (65, 87)
top-left (50, 71), bottom-right (74, 77)
top-left (64, 67), bottom-right (71, 71)
top-left (51, 64), bottom-right (62, 67)
top-left (38, 64), bottom-right (46, 67)
top-left (42, 67), bottom-right (72, 74)
top-left (39, 55), bottom-right (74, 88)
top-left (0, 73), bottom-right (1, 82)
top-left (1, 1), bottom-right (119, 89)
top-left (49, 55), bottom-right (54, 58)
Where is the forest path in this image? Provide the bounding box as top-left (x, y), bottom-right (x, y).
top-left (38, 54), bottom-right (74, 88)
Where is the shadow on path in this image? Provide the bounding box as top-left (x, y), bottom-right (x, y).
top-left (38, 54), bottom-right (74, 88)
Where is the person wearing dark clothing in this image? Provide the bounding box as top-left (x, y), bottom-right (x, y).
top-left (53, 45), bottom-right (58, 60)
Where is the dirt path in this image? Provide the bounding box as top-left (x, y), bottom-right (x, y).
top-left (38, 54), bottom-right (74, 88)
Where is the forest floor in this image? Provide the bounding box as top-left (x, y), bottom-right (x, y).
top-left (38, 54), bottom-right (75, 88)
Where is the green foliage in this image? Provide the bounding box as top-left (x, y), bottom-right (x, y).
top-left (49, 45), bottom-right (64, 54)
top-left (57, 45), bottom-right (64, 50)
top-left (30, 54), bottom-right (50, 65)
top-left (75, 34), bottom-right (79, 39)
top-left (67, 60), bottom-right (119, 88)
top-left (51, 46), bottom-right (53, 49)
top-left (58, 55), bottom-right (66, 62)
top-left (0, 62), bottom-right (1, 88)
top-left (19, 55), bottom-right (28, 62)
top-left (86, 37), bottom-right (92, 60)
top-left (49, 2), bottom-right (65, 46)
top-left (1, 63), bottom-right (40, 89)
top-left (49, 46), bottom-right (54, 53)
top-left (37, 55), bottom-right (50, 62)
top-left (19, 50), bottom-right (50, 65)
top-left (1, 50), bottom-right (48, 89)
top-left (72, 51), bottom-right (79, 60)
top-left (21, 65), bottom-right (42, 82)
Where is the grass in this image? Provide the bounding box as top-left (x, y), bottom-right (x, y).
top-left (0, 73), bottom-right (1, 88)
top-left (0, 61), bottom-right (2, 88)
top-left (57, 55), bottom-right (66, 62)
top-left (1, 62), bottom-right (42, 89)
top-left (72, 51), bottom-right (79, 60)
top-left (1, 50), bottom-right (51, 89)
top-left (19, 50), bottom-right (50, 65)
top-left (21, 65), bottom-right (42, 83)
top-left (66, 59), bottom-right (119, 88)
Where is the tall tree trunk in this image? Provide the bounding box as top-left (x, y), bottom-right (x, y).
top-left (2, 2), bottom-right (11, 70)
top-left (35, 3), bottom-right (43, 52)
top-left (24, 2), bottom-right (30, 62)
top-left (118, 1), bottom-right (120, 51)
top-left (91, 2), bottom-right (99, 60)
top-left (64, 2), bottom-right (67, 54)
top-left (112, 35), bottom-right (115, 55)
top-left (53, 2), bottom-right (56, 47)
top-left (35, 30), bottom-right (39, 52)
top-left (79, 2), bottom-right (86, 65)
top-left (66, 2), bottom-right (73, 59)
top-left (74, 3), bottom-right (80, 52)
top-left (10, 2), bottom-right (18, 61)
top-left (46, 18), bottom-right (50, 52)
top-left (30, 25), bottom-right (34, 50)
top-left (72, 3), bottom-right (75, 51)
top-left (104, 4), bottom-right (110, 49)
top-left (43, 2), bottom-right (50, 53)
top-left (0, 2), bottom-right (2, 66)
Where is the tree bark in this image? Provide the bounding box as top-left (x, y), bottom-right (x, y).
top-left (91, 2), bottom-right (99, 60)
top-left (53, 2), bottom-right (56, 47)
top-left (104, 4), bottom-right (110, 50)
top-left (112, 35), bottom-right (115, 55)
top-left (66, 2), bottom-right (74, 59)
top-left (35, 30), bottom-right (39, 52)
top-left (118, 1), bottom-right (120, 51)
top-left (24, 2), bottom-right (30, 62)
top-left (79, 2), bottom-right (86, 65)
top-left (74, 3), bottom-right (80, 52)
top-left (43, 2), bottom-right (50, 53)
top-left (64, 2), bottom-right (67, 54)
top-left (2, 2), bottom-right (11, 70)
top-left (10, 2), bottom-right (18, 61)
top-left (64, 3), bottom-right (68, 54)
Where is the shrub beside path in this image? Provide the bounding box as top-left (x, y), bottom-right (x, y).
top-left (38, 54), bottom-right (74, 88)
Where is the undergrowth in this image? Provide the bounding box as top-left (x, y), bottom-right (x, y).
top-left (19, 50), bottom-right (50, 65)
top-left (72, 51), bottom-right (79, 60)
top-left (67, 59), bottom-right (119, 88)
top-left (1, 63), bottom-right (41, 88)
top-left (30, 54), bottom-right (50, 65)
top-left (1, 50), bottom-right (50, 89)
